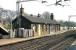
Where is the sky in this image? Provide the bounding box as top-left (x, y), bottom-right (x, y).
top-left (0, 0), bottom-right (76, 22)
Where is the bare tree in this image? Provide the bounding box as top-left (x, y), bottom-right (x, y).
top-left (42, 11), bottom-right (50, 19)
top-left (0, 8), bottom-right (3, 16)
top-left (0, 8), bottom-right (3, 23)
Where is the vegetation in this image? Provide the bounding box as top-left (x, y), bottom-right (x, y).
top-left (0, 8), bottom-right (16, 17)
top-left (58, 20), bottom-right (76, 27)
top-left (42, 11), bottom-right (50, 19)
top-left (0, 7), bottom-right (16, 30)
top-left (3, 24), bottom-right (11, 30)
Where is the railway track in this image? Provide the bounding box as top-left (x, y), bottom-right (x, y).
top-left (0, 36), bottom-right (65, 50)
top-left (49, 38), bottom-right (75, 50)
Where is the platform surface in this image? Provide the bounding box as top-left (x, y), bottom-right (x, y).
top-left (0, 30), bottom-right (70, 46)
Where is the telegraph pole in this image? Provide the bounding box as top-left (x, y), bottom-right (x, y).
top-left (68, 16), bottom-right (71, 30)
top-left (68, 15), bottom-right (76, 30)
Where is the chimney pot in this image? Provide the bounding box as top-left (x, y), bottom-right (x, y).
top-left (50, 13), bottom-right (54, 20)
top-left (37, 13), bottom-right (41, 17)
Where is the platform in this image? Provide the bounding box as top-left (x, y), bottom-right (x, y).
top-left (0, 30), bottom-right (73, 46)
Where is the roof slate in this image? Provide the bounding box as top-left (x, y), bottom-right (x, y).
top-left (12, 15), bottom-right (59, 25)
top-left (23, 15), bottom-right (59, 24)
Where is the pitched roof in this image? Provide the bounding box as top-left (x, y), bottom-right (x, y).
top-left (12, 15), bottom-right (59, 25)
top-left (0, 23), bottom-right (9, 35)
top-left (0, 23), bottom-right (8, 32)
top-left (23, 15), bottom-right (59, 24)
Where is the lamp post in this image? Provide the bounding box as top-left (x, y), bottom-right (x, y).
top-left (10, 16), bottom-right (13, 38)
top-left (68, 16), bottom-right (71, 30)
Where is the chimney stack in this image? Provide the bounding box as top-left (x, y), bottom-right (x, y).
top-left (20, 4), bottom-right (24, 16)
top-left (50, 13), bottom-right (54, 20)
top-left (37, 13), bottom-right (41, 18)
top-left (30, 14), bottom-right (33, 16)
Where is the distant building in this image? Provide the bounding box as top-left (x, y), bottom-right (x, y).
top-left (12, 6), bottom-right (60, 38)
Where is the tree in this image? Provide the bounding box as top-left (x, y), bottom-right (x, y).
top-left (42, 11), bottom-right (50, 19)
top-left (0, 8), bottom-right (3, 22)
top-left (58, 20), bottom-right (76, 27)
top-left (0, 8), bottom-right (3, 16)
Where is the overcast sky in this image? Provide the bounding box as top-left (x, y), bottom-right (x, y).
top-left (0, 0), bottom-right (76, 22)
